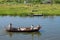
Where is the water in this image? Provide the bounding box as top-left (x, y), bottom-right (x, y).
top-left (0, 16), bottom-right (60, 40)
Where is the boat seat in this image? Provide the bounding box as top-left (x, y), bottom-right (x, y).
top-left (20, 28), bottom-right (26, 31)
top-left (33, 27), bottom-right (38, 30)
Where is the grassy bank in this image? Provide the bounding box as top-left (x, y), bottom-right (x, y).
top-left (0, 4), bottom-right (60, 16)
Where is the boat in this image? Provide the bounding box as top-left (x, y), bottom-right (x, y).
top-left (5, 23), bottom-right (41, 32)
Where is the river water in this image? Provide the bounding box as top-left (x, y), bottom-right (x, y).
top-left (0, 16), bottom-right (60, 40)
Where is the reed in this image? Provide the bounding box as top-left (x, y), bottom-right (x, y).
top-left (0, 4), bottom-right (60, 16)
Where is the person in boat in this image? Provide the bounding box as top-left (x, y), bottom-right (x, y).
top-left (31, 25), bottom-right (34, 30)
top-left (37, 25), bottom-right (41, 29)
top-left (18, 27), bottom-right (20, 31)
top-left (8, 23), bottom-right (12, 30)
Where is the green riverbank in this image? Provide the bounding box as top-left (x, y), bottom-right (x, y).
top-left (0, 4), bottom-right (60, 16)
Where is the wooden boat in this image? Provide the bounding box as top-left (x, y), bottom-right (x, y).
top-left (6, 24), bottom-right (41, 32)
top-left (6, 26), bottom-right (41, 32)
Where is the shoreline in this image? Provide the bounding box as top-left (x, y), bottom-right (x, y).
top-left (0, 4), bottom-right (60, 16)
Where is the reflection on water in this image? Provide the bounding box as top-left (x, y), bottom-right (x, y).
top-left (6, 32), bottom-right (41, 40)
top-left (7, 32), bottom-right (41, 37)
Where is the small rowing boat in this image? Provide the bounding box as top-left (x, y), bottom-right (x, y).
top-left (5, 23), bottom-right (41, 32)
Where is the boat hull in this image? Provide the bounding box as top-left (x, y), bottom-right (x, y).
top-left (6, 29), bottom-right (39, 32)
